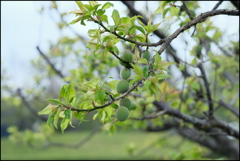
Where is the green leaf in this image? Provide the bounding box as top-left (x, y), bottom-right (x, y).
top-left (38, 104), bottom-right (56, 115)
top-left (101, 110), bottom-right (106, 123)
top-left (112, 46), bottom-right (119, 55)
top-left (130, 75), bottom-right (142, 85)
top-left (170, 7), bottom-right (180, 17)
top-left (110, 103), bottom-right (119, 110)
top-left (138, 58), bottom-right (148, 64)
top-left (132, 34), bottom-right (146, 42)
top-left (46, 99), bottom-right (63, 105)
top-left (47, 111), bottom-right (56, 128)
top-left (112, 9), bottom-right (121, 26)
top-left (69, 9), bottom-right (84, 15)
top-left (64, 109), bottom-right (71, 119)
top-left (92, 112), bottom-right (98, 120)
top-left (95, 90), bottom-right (107, 104)
top-left (89, 1), bottom-right (98, 7)
top-left (153, 5), bottom-right (163, 15)
top-left (154, 53), bottom-right (162, 65)
top-left (75, 1), bottom-right (87, 12)
top-left (79, 101), bottom-right (92, 109)
top-left (135, 26), bottom-right (146, 34)
top-left (157, 74), bottom-right (170, 81)
top-left (191, 58), bottom-right (198, 65)
top-left (60, 117), bottom-right (70, 133)
top-left (97, 9), bottom-right (105, 17)
top-left (67, 16), bottom-right (83, 26)
top-left (121, 17), bottom-right (131, 24)
top-left (73, 112), bottom-right (87, 125)
top-left (59, 85), bottom-right (67, 101)
top-left (65, 85), bottom-right (76, 103)
top-left (148, 14), bottom-right (153, 26)
top-left (104, 107), bottom-right (113, 120)
top-left (101, 15), bottom-right (108, 23)
top-left (158, 60), bottom-right (176, 70)
top-left (163, 8), bottom-right (170, 19)
top-left (101, 2), bottom-right (113, 10)
top-left (84, 78), bottom-right (99, 89)
top-left (53, 108), bottom-right (61, 129)
top-left (137, 19), bottom-right (145, 27)
top-left (107, 80), bottom-right (118, 90)
top-left (143, 80), bottom-right (151, 89)
top-left (132, 64), bottom-right (143, 77)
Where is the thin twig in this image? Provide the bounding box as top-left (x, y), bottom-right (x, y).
top-left (157, 9), bottom-right (239, 55)
top-left (70, 80), bottom-right (142, 112)
top-left (212, 1), bottom-right (223, 11)
top-left (197, 63), bottom-right (214, 117)
top-left (219, 99), bottom-right (239, 118)
top-left (16, 88), bottom-right (48, 121)
top-left (130, 110), bottom-right (167, 120)
top-left (36, 46), bottom-right (65, 79)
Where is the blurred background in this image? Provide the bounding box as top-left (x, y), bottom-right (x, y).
top-left (1, 1), bottom-right (239, 160)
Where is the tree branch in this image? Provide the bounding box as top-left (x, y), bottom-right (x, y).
top-left (177, 125), bottom-right (239, 159)
top-left (219, 99), bottom-right (239, 118)
top-left (153, 101), bottom-right (239, 139)
top-left (121, 1), bottom-right (166, 39)
top-left (212, 1), bottom-right (223, 11)
top-left (230, 1), bottom-right (239, 10)
top-left (129, 110), bottom-right (167, 120)
top-left (16, 88), bottom-right (48, 122)
top-left (70, 80), bottom-right (143, 112)
top-left (36, 46), bottom-right (65, 79)
top-left (93, 19), bottom-right (165, 47)
top-left (157, 9), bottom-right (239, 55)
top-left (198, 63), bottom-right (214, 117)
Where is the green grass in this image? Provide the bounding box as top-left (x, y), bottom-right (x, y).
top-left (1, 130), bottom-right (162, 160)
top-left (1, 129), bottom-right (219, 160)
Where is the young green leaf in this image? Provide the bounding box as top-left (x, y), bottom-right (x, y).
top-left (101, 2), bottom-right (113, 10)
top-left (38, 104), bottom-right (56, 115)
top-left (132, 64), bottom-right (143, 77)
top-left (64, 109), bottom-right (71, 119)
top-left (46, 99), bottom-right (63, 105)
top-left (47, 111), bottom-right (56, 129)
top-left (65, 85), bottom-right (76, 103)
top-left (60, 117), bottom-right (70, 133)
top-left (59, 85), bottom-right (67, 101)
top-left (75, 1), bottom-right (87, 12)
top-left (112, 9), bottom-right (121, 26)
top-left (53, 108), bottom-right (61, 129)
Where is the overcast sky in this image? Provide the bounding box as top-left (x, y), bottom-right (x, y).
top-left (1, 1), bottom-right (239, 93)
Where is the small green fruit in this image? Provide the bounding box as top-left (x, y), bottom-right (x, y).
top-left (120, 98), bottom-right (132, 110)
top-left (120, 68), bottom-right (131, 79)
top-left (121, 50), bottom-right (133, 63)
top-left (195, 45), bottom-right (202, 58)
top-left (116, 106), bottom-right (129, 122)
top-left (116, 80), bottom-right (129, 93)
top-left (142, 65), bottom-right (149, 78)
top-left (142, 50), bottom-right (150, 61)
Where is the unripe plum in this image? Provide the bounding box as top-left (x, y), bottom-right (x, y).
top-left (142, 50), bottom-right (150, 61)
top-left (120, 67), bottom-right (131, 79)
top-left (116, 80), bottom-right (129, 93)
top-left (116, 106), bottom-right (129, 122)
top-left (120, 97), bottom-right (132, 110)
top-left (121, 50), bottom-right (133, 63)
